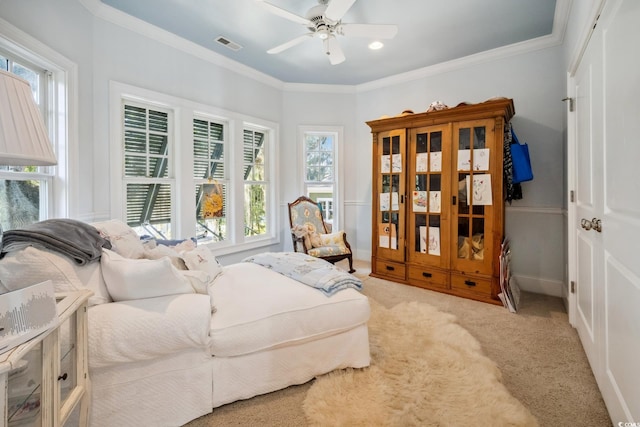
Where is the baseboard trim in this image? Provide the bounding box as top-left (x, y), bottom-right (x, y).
top-left (513, 274), bottom-right (564, 297)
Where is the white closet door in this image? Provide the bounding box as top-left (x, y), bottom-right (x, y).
top-left (573, 12), bottom-right (603, 385)
top-left (599, 0), bottom-right (640, 421)
top-left (571, 0), bottom-right (640, 422)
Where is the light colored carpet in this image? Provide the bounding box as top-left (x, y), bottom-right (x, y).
top-left (303, 298), bottom-right (538, 426)
top-left (185, 259), bottom-right (612, 427)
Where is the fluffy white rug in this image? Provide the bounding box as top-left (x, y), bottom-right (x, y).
top-left (303, 299), bottom-right (539, 426)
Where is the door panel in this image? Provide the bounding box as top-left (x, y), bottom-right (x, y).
top-left (600, 0), bottom-right (640, 421)
top-left (574, 22), bottom-right (603, 378)
top-left (576, 234), bottom-right (595, 344)
top-left (571, 0), bottom-right (640, 422)
top-left (605, 258), bottom-right (640, 420)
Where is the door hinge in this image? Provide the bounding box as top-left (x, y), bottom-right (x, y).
top-left (570, 190), bottom-right (574, 203)
top-left (571, 281), bottom-right (576, 293)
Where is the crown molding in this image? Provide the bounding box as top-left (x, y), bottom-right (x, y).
top-left (78, 0), bottom-right (285, 90)
top-left (0, 17), bottom-right (76, 69)
top-left (357, 0), bottom-right (571, 93)
top-left (282, 82), bottom-right (356, 94)
top-left (78, 0), bottom-right (570, 94)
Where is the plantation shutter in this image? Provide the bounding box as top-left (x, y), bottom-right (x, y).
top-left (123, 104), bottom-right (171, 227)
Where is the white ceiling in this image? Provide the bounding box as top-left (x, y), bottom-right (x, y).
top-left (99, 0), bottom-right (559, 86)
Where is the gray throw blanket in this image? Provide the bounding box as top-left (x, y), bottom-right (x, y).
top-left (0, 218), bottom-right (112, 265)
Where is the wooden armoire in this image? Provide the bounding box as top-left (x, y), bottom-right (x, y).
top-left (367, 98), bottom-right (515, 304)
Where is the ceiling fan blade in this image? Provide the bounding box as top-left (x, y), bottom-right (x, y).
top-left (338, 23), bottom-right (398, 39)
top-left (256, 0), bottom-right (310, 25)
top-left (323, 36), bottom-right (345, 65)
top-left (267, 33), bottom-right (314, 54)
top-left (324, 0), bottom-right (357, 21)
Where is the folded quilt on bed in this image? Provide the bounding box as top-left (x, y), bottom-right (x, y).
top-left (242, 252), bottom-right (362, 296)
top-left (0, 218), bottom-right (112, 265)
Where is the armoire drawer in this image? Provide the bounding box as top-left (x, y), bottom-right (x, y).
top-left (375, 260), bottom-right (406, 281)
top-left (407, 266), bottom-right (448, 289)
top-left (450, 274), bottom-right (492, 296)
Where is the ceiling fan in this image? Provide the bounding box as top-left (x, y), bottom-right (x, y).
top-left (256, 0), bottom-right (398, 65)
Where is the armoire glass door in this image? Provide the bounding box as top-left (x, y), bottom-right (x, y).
top-left (408, 125), bottom-right (450, 268)
top-left (376, 129), bottom-right (405, 263)
top-left (452, 119), bottom-right (495, 275)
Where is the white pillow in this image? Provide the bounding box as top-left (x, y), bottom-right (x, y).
top-left (100, 249), bottom-right (194, 301)
top-left (180, 270), bottom-right (213, 294)
top-left (181, 246), bottom-right (223, 280)
top-left (142, 244), bottom-right (187, 270)
top-left (92, 219), bottom-right (145, 259)
top-left (0, 246), bottom-right (112, 306)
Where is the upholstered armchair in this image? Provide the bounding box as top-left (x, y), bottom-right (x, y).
top-left (288, 196), bottom-right (355, 273)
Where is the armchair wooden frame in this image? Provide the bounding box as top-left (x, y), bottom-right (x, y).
top-left (288, 196), bottom-right (355, 273)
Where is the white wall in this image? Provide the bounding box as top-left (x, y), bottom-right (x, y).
top-left (1, 0), bottom-right (569, 295)
top-left (280, 89), bottom-right (357, 253)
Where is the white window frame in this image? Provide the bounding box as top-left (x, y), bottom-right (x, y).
top-left (192, 113), bottom-right (230, 244)
top-left (109, 81), bottom-right (279, 255)
top-left (242, 124), bottom-right (271, 241)
top-left (0, 17), bottom-right (78, 222)
top-left (121, 100), bottom-right (175, 238)
top-left (298, 125), bottom-right (344, 230)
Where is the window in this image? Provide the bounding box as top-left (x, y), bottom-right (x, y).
top-left (194, 117), bottom-right (227, 243)
top-left (243, 128), bottom-right (268, 237)
top-left (300, 126), bottom-right (343, 229)
top-left (111, 82), bottom-right (278, 254)
top-left (0, 22), bottom-right (75, 231)
top-left (122, 103), bottom-right (173, 238)
top-left (0, 52), bottom-right (53, 231)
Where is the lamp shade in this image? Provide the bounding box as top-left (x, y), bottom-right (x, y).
top-left (0, 68), bottom-right (57, 166)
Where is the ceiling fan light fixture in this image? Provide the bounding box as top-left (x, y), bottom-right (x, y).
top-left (369, 41), bottom-right (384, 50)
top-left (317, 28), bottom-right (330, 40)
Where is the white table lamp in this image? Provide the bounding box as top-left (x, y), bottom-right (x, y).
top-left (0, 68), bottom-right (57, 166)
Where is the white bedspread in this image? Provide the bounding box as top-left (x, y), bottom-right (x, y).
top-left (209, 263), bottom-right (369, 357)
top-left (88, 293), bottom-right (212, 368)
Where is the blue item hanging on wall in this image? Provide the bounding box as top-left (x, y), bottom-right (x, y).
top-left (510, 129), bottom-right (533, 183)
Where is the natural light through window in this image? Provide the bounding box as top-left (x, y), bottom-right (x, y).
top-left (112, 82), bottom-right (278, 254)
top-left (302, 128), bottom-right (342, 228)
top-left (0, 52), bottom-right (53, 231)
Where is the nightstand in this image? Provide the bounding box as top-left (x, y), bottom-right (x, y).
top-left (0, 290), bottom-right (91, 427)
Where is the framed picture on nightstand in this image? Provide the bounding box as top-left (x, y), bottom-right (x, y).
top-left (0, 281), bottom-right (57, 355)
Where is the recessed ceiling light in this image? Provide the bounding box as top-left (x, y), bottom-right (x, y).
top-left (369, 41), bottom-right (384, 50)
